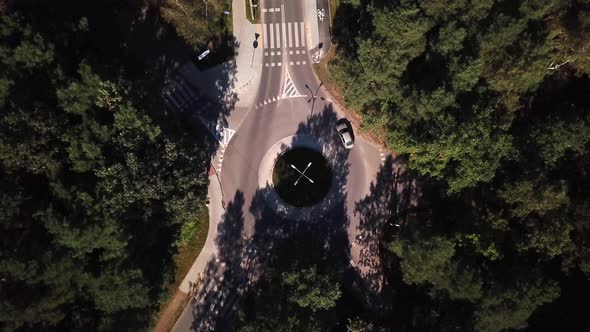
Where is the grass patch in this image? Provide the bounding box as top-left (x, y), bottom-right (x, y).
top-left (245, 0), bottom-right (260, 24)
top-left (151, 205), bottom-right (210, 329)
top-left (313, 45), bottom-right (343, 105)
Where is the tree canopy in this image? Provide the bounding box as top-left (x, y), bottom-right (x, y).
top-left (1, 5), bottom-right (210, 330)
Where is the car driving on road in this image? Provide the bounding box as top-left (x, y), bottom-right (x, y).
top-left (336, 118), bottom-right (354, 149)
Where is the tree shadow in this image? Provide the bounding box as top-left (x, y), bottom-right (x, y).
top-left (349, 153), bottom-right (423, 318)
top-left (187, 190), bottom-right (247, 331)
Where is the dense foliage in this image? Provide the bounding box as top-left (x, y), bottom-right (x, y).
top-left (0, 2), bottom-right (209, 330)
top-left (161, 0), bottom-right (232, 49)
top-left (328, 0), bottom-right (590, 330)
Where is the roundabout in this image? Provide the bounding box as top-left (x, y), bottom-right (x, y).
top-left (257, 134), bottom-right (344, 221)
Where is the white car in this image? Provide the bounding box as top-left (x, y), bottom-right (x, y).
top-left (336, 118), bottom-right (354, 149)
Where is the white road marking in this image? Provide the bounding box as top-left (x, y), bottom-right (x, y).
top-left (296, 50), bottom-right (300, 54)
top-left (282, 22), bottom-right (287, 49)
top-left (294, 22), bottom-right (299, 47)
top-left (265, 63), bottom-right (269, 67)
top-left (271, 62), bottom-right (275, 66)
top-left (277, 62), bottom-right (282, 66)
top-left (269, 23), bottom-right (274, 48)
top-left (296, 61), bottom-right (300, 65)
top-left (263, 8), bottom-right (267, 13)
top-left (282, 70), bottom-right (302, 98)
top-left (263, 24), bottom-right (268, 47)
top-left (302, 61), bottom-right (306, 65)
top-left (275, 24), bottom-right (281, 48)
top-left (288, 22), bottom-right (293, 48)
top-left (264, 51), bottom-right (268, 56)
top-left (199, 118), bottom-right (235, 148)
top-left (269, 8), bottom-right (274, 12)
top-left (275, 7), bottom-right (281, 12)
top-left (271, 51), bottom-right (275, 56)
top-left (289, 50), bottom-right (293, 55)
top-left (277, 51), bottom-right (281, 55)
top-left (300, 22), bottom-right (305, 47)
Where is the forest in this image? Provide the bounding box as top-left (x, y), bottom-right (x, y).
top-left (1, 0), bottom-right (590, 331)
top-left (0, 1), bottom-right (217, 330)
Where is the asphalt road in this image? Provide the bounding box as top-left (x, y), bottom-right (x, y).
top-left (172, 0), bottom-right (388, 330)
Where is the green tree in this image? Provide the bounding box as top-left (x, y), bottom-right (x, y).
top-left (282, 265), bottom-right (342, 312)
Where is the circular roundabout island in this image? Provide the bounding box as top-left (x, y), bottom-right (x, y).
top-left (272, 147), bottom-right (332, 207)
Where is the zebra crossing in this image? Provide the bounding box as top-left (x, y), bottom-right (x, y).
top-left (162, 79), bottom-right (200, 113)
top-left (262, 21), bottom-right (306, 50)
top-left (262, 20), bottom-right (308, 68)
top-left (161, 79), bottom-right (236, 173)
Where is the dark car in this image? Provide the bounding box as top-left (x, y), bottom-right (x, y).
top-left (336, 118), bottom-right (354, 149)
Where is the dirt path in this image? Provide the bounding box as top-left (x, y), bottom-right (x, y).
top-left (152, 291), bottom-right (189, 332)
